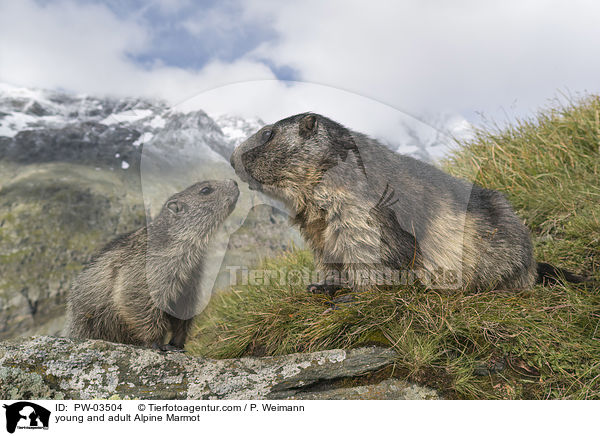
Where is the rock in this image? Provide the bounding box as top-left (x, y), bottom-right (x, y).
top-left (289, 379), bottom-right (439, 400)
top-left (0, 336), bottom-right (438, 400)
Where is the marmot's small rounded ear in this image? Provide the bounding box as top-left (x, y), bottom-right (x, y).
top-left (299, 114), bottom-right (317, 138)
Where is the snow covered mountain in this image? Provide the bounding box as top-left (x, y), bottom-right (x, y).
top-left (0, 82), bottom-right (264, 173)
top-left (0, 82), bottom-right (471, 169)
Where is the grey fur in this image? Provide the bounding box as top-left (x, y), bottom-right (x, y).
top-left (64, 179), bottom-right (239, 349)
top-left (231, 113), bottom-right (539, 292)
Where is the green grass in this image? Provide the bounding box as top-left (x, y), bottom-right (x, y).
top-left (189, 95), bottom-right (600, 399)
top-left (445, 94), bottom-right (600, 273)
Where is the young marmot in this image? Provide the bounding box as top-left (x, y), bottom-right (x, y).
top-left (64, 179), bottom-right (239, 350)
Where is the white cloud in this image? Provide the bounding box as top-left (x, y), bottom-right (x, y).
top-left (243, 0), bottom-right (600, 121)
top-left (1, 0), bottom-right (599, 140)
top-left (0, 0), bottom-right (147, 91)
top-left (0, 0), bottom-right (276, 103)
top-left (181, 2), bottom-right (238, 37)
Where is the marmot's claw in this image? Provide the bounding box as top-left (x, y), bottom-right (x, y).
top-left (306, 283), bottom-right (322, 293)
top-left (306, 283), bottom-right (339, 297)
top-left (153, 343), bottom-right (186, 353)
top-left (332, 294), bottom-right (356, 305)
top-left (321, 294), bottom-right (356, 313)
top-left (473, 357), bottom-right (507, 377)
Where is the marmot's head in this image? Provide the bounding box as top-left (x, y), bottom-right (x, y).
top-left (151, 179), bottom-right (239, 248)
top-left (230, 113), bottom-right (363, 208)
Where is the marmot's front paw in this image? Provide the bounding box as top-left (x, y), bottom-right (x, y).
top-left (306, 283), bottom-right (339, 297)
top-left (320, 294), bottom-right (357, 314)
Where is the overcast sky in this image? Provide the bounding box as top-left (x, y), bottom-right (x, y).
top-left (1, 0), bottom-right (599, 131)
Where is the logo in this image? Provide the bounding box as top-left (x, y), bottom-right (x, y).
top-left (2, 402), bottom-right (50, 434)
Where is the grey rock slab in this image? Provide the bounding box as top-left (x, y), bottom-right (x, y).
top-left (0, 336), bottom-right (410, 400)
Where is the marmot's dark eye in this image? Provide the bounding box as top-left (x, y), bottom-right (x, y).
top-left (261, 129), bottom-right (273, 143)
top-left (200, 186), bottom-right (213, 195)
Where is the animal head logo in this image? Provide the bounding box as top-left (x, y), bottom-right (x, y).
top-left (2, 402), bottom-right (51, 434)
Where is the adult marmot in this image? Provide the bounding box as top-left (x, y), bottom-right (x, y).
top-left (230, 113), bottom-right (588, 293)
top-left (64, 180), bottom-right (239, 350)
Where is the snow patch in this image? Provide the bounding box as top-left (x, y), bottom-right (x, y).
top-left (121, 161), bottom-right (130, 170)
top-left (0, 83), bottom-right (49, 103)
top-left (101, 109), bottom-right (153, 125)
top-left (0, 112), bottom-right (38, 137)
top-left (148, 115), bottom-right (166, 129)
top-left (133, 132), bottom-right (154, 146)
top-left (213, 114), bottom-right (263, 145)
